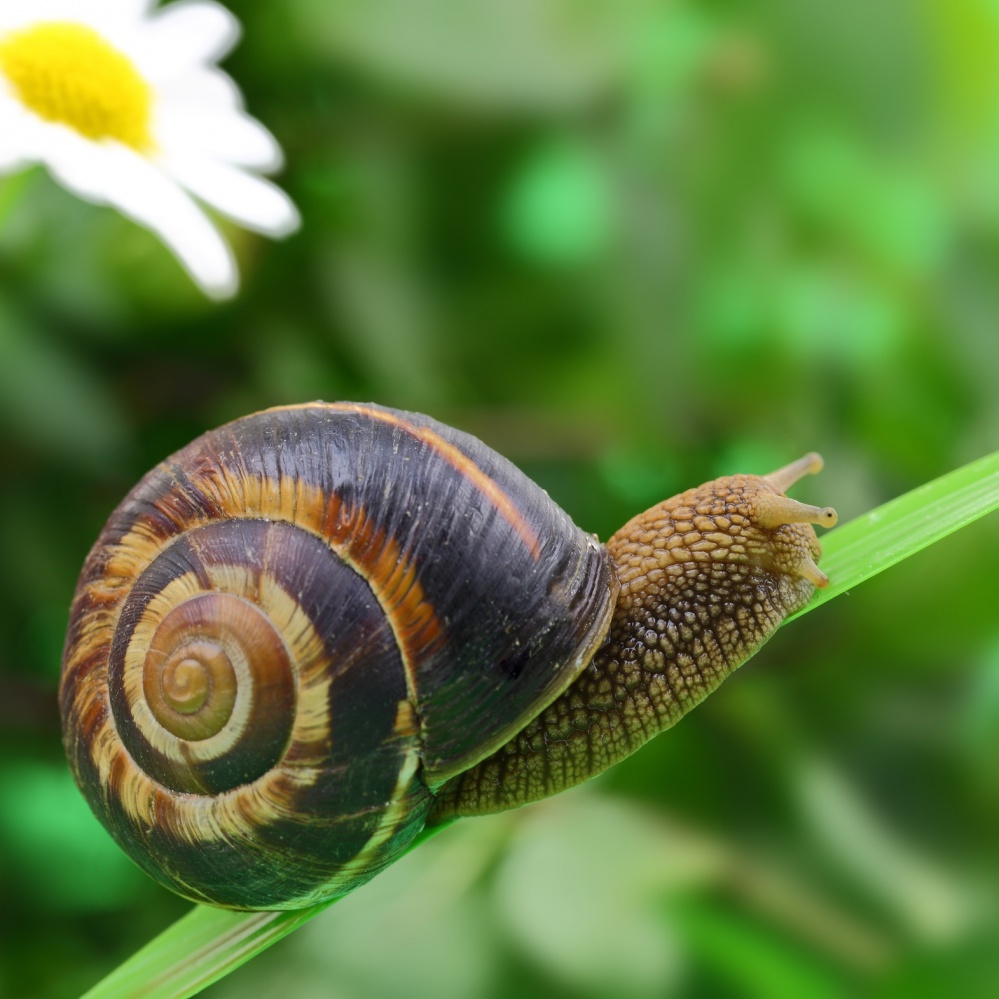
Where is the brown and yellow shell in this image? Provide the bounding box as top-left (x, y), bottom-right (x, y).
top-left (59, 403), bottom-right (616, 910)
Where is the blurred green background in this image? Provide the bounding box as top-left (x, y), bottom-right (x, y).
top-left (2, 0), bottom-right (999, 996)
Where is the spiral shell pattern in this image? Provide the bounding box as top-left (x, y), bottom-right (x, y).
top-left (60, 403), bottom-right (615, 909)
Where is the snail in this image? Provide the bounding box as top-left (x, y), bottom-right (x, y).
top-left (60, 402), bottom-right (837, 911)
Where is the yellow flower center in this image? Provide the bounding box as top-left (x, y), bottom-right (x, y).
top-left (0, 21), bottom-right (153, 150)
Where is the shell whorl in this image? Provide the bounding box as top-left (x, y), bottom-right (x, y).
top-left (60, 403), bottom-right (616, 909)
top-left (110, 523), bottom-right (329, 797)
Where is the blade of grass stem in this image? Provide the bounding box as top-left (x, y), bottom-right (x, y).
top-left (81, 904), bottom-right (327, 999)
top-left (81, 823), bottom-right (452, 999)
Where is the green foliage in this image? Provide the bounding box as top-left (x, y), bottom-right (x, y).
top-left (2, 0), bottom-right (999, 997)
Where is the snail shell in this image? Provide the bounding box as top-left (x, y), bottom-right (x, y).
top-left (60, 403), bottom-right (615, 909)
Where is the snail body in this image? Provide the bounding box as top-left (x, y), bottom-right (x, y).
top-left (60, 402), bottom-right (837, 910)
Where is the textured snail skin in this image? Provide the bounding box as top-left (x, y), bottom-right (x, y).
top-left (59, 403), bottom-right (836, 910)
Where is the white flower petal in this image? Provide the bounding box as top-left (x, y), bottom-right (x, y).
top-left (0, 8), bottom-right (33, 31)
top-left (160, 151), bottom-right (300, 237)
top-left (109, 151), bottom-right (240, 298)
top-left (105, 0), bottom-right (157, 19)
top-left (157, 67), bottom-right (242, 109)
top-left (43, 131), bottom-right (130, 199)
top-left (0, 148), bottom-right (28, 171)
top-left (155, 105), bottom-right (283, 169)
top-left (0, 95), bottom-right (32, 160)
top-left (81, 0), bottom-right (154, 29)
top-left (148, 1), bottom-right (240, 67)
top-left (37, 1), bottom-right (145, 41)
top-left (0, 1), bottom-right (93, 32)
top-left (3, 103), bottom-right (85, 169)
top-left (49, 141), bottom-right (238, 297)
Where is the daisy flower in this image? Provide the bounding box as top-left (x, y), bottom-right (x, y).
top-left (0, 0), bottom-right (300, 298)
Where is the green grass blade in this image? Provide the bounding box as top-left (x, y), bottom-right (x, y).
top-left (81, 822), bottom-right (452, 999)
top-left (77, 452), bottom-right (999, 999)
top-left (81, 904), bottom-right (328, 999)
top-left (791, 448), bottom-right (999, 620)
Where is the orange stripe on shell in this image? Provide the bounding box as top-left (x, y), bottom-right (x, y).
top-left (317, 491), bottom-right (444, 692)
top-left (324, 402), bottom-right (543, 559)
